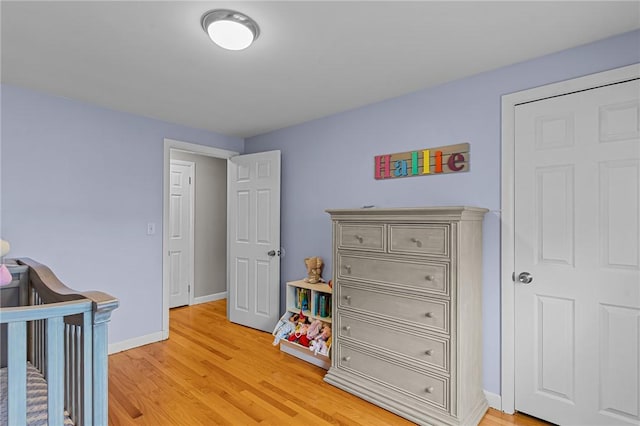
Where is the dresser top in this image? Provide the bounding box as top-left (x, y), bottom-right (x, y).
top-left (325, 206), bottom-right (488, 221)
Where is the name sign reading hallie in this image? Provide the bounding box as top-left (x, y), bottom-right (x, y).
top-left (374, 143), bottom-right (470, 180)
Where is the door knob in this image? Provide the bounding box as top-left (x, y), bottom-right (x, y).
top-left (267, 249), bottom-right (280, 257)
top-left (517, 272), bottom-right (533, 284)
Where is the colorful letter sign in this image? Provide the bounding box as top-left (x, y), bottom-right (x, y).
top-left (374, 143), bottom-right (469, 180)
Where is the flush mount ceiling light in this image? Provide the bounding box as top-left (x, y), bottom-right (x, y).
top-left (201, 9), bottom-right (260, 51)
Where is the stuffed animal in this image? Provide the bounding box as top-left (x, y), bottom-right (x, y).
top-left (298, 319), bottom-right (322, 347)
top-left (309, 324), bottom-right (332, 355)
top-left (288, 311), bottom-right (309, 343)
top-left (303, 256), bottom-right (324, 284)
top-left (0, 239), bottom-right (12, 286)
top-left (318, 324), bottom-right (332, 341)
top-left (313, 337), bottom-right (331, 356)
top-left (272, 321), bottom-right (295, 345)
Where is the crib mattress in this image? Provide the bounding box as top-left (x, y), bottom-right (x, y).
top-left (0, 362), bottom-right (74, 425)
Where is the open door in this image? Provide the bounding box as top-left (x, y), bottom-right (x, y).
top-left (227, 150), bottom-right (281, 332)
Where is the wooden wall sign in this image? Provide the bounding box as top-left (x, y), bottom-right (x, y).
top-left (374, 143), bottom-right (469, 180)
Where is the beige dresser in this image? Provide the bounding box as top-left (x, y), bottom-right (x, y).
top-left (324, 207), bottom-right (488, 426)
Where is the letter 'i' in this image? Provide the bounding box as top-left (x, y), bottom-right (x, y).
top-left (411, 151), bottom-right (418, 176)
top-left (435, 151), bottom-right (443, 173)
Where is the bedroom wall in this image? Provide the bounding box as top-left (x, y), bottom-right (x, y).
top-left (244, 30), bottom-right (640, 396)
top-left (0, 85), bottom-right (243, 345)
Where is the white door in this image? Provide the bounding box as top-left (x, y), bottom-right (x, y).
top-left (514, 78), bottom-right (640, 425)
top-left (169, 160), bottom-right (194, 308)
top-left (227, 151), bottom-right (281, 332)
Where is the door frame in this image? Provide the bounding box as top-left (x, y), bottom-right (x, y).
top-left (500, 63), bottom-right (639, 414)
top-left (168, 159), bottom-right (195, 308)
top-left (162, 138), bottom-right (239, 339)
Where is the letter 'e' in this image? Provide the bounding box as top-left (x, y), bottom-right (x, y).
top-left (447, 153), bottom-right (465, 172)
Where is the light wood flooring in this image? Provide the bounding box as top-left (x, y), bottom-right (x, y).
top-left (108, 300), bottom-right (550, 425)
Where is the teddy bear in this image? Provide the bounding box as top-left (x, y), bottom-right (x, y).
top-left (303, 256), bottom-right (324, 284)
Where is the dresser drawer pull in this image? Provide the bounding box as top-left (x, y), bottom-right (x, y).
top-left (425, 275), bottom-right (435, 281)
top-left (410, 237), bottom-right (423, 247)
top-left (425, 386), bottom-right (434, 394)
top-left (425, 349), bottom-right (433, 356)
top-left (343, 325), bottom-right (351, 331)
top-left (343, 356), bottom-right (351, 362)
top-left (344, 295), bottom-right (352, 302)
top-left (354, 235), bottom-right (364, 243)
top-left (425, 312), bottom-right (434, 318)
top-left (344, 265), bottom-right (352, 273)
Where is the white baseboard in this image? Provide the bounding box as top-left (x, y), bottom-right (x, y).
top-left (484, 390), bottom-right (502, 410)
top-left (108, 331), bottom-right (165, 355)
top-left (192, 291), bottom-right (226, 305)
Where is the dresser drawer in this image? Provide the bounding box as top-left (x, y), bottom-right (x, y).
top-left (389, 224), bottom-right (449, 258)
top-left (337, 312), bottom-right (449, 372)
top-left (338, 223), bottom-right (385, 252)
top-left (338, 283), bottom-right (450, 334)
top-left (337, 253), bottom-right (449, 296)
top-left (336, 343), bottom-right (449, 411)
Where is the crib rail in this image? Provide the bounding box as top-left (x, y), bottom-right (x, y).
top-left (2, 300), bottom-right (92, 426)
top-left (0, 258), bottom-right (119, 426)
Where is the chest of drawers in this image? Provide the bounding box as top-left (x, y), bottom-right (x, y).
top-left (324, 207), bottom-right (488, 426)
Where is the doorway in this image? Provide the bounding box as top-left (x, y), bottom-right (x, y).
top-left (162, 138), bottom-right (238, 339)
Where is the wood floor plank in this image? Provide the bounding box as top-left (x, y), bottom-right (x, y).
top-left (108, 300), bottom-right (550, 426)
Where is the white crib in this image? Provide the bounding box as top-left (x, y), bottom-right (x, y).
top-left (0, 258), bottom-right (118, 425)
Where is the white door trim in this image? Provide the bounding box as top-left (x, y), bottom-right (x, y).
top-left (163, 138), bottom-right (239, 340)
top-left (500, 63), bottom-right (639, 414)
top-left (169, 159), bottom-right (195, 307)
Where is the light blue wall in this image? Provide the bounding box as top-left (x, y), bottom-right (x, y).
top-left (245, 30), bottom-right (640, 395)
top-left (0, 85), bottom-right (244, 344)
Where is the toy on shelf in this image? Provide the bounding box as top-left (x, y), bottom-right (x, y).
top-left (288, 310), bottom-right (310, 344)
top-left (272, 313), bottom-right (297, 346)
top-left (303, 256), bottom-right (324, 284)
top-left (309, 324), bottom-right (332, 356)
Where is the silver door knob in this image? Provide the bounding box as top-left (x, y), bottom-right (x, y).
top-left (267, 249), bottom-right (279, 257)
top-left (517, 272), bottom-right (533, 284)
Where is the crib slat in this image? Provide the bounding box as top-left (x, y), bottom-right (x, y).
top-left (65, 323), bottom-right (71, 420)
top-left (82, 310), bottom-right (93, 426)
top-left (47, 316), bottom-right (65, 426)
top-left (7, 321), bottom-right (27, 426)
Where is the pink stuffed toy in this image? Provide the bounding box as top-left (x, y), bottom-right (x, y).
top-left (298, 319), bottom-right (322, 347)
top-left (0, 264), bottom-right (11, 286)
top-left (0, 239), bottom-right (12, 286)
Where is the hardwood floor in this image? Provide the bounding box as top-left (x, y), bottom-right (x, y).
top-left (108, 300), bottom-right (551, 425)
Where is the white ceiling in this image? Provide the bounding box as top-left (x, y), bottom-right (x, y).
top-left (2, 1), bottom-right (638, 138)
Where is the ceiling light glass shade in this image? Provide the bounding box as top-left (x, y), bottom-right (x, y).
top-left (201, 9), bottom-right (260, 51)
